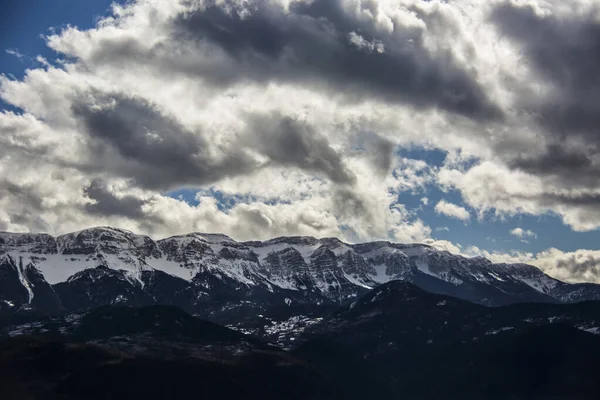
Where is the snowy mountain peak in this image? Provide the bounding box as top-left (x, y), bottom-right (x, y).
top-left (253, 236), bottom-right (321, 247)
top-left (164, 232), bottom-right (235, 244)
top-left (2, 228), bottom-right (600, 314)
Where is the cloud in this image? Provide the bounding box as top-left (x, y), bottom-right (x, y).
top-left (166, 0), bottom-right (501, 120)
top-left (245, 114), bottom-right (356, 184)
top-left (83, 179), bottom-right (149, 220)
top-left (491, 2), bottom-right (600, 145)
top-left (434, 200), bottom-right (470, 221)
top-left (537, 248), bottom-right (600, 284)
top-left (0, 0), bottom-right (599, 272)
top-left (5, 49), bottom-right (25, 60)
top-left (438, 161), bottom-right (600, 231)
top-left (391, 158), bottom-right (437, 194)
top-left (464, 1), bottom-right (600, 227)
top-left (357, 131), bottom-right (396, 175)
top-left (466, 246), bottom-right (600, 285)
top-left (70, 92), bottom-right (263, 191)
top-left (509, 228), bottom-right (537, 240)
top-left (423, 238), bottom-right (462, 254)
top-left (508, 145), bottom-right (598, 184)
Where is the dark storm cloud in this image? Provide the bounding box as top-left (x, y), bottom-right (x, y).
top-left (498, 184), bottom-right (600, 209)
top-left (542, 192), bottom-right (600, 208)
top-left (248, 115), bottom-right (356, 184)
top-left (83, 179), bottom-right (148, 219)
top-left (71, 93), bottom-right (258, 191)
top-left (509, 145), bottom-right (600, 186)
top-left (348, 130), bottom-right (395, 175)
top-left (72, 93), bottom-right (358, 189)
top-left (492, 3), bottom-right (600, 184)
top-left (367, 134), bottom-right (395, 175)
top-left (1, 181), bottom-right (44, 211)
top-left (170, 0), bottom-right (501, 120)
top-left (519, 189), bottom-right (600, 222)
top-left (0, 181), bottom-right (50, 232)
top-left (332, 187), bottom-right (372, 222)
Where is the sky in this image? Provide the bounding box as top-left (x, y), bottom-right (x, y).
top-left (1, 0), bottom-right (600, 284)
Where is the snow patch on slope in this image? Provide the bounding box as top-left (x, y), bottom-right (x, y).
top-left (249, 243), bottom-right (320, 265)
top-left (15, 261), bottom-right (34, 303)
top-left (344, 273), bottom-right (374, 290)
top-left (146, 258), bottom-right (197, 281)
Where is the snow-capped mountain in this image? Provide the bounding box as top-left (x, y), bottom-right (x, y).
top-left (1, 227), bottom-right (600, 319)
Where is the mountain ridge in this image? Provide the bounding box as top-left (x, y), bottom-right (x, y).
top-left (2, 226), bottom-right (600, 330)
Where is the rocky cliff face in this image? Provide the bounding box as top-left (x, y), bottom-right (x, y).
top-left (1, 226), bottom-right (600, 320)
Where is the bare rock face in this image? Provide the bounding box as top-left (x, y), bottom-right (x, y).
top-left (0, 233), bottom-right (57, 255)
top-left (158, 234), bottom-right (214, 264)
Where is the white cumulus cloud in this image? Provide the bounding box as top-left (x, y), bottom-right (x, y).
top-left (434, 200), bottom-right (470, 221)
top-left (510, 228), bottom-right (537, 240)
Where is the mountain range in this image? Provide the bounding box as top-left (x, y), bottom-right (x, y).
top-left (2, 226), bottom-right (600, 347)
top-left (2, 226), bottom-right (600, 312)
top-left (3, 227), bottom-right (600, 398)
